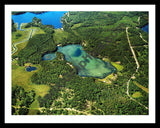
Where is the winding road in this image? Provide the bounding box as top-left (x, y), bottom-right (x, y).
top-left (125, 27), bottom-right (148, 110)
top-left (12, 28), bottom-right (33, 55)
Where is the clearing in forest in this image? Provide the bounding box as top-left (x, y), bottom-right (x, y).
top-left (133, 81), bottom-right (149, 93)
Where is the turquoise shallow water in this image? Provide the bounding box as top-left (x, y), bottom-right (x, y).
top-left (43, 44), bottom-right (117, 79)
top-left (42, 53), bottom-right (57, 60)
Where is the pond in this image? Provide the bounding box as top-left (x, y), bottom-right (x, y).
top-left (12, 11), bottom-right (68, 29)
top-left (26, 66), bottom-right (37, 72)
top-left (42, 53), bottom-right (57, 60)
top-left (43, 44), bottom-right (117, 79)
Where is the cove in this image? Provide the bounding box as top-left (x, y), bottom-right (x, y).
top-left (12, 11), bottom-right (68, 29)
top-left (43, 44), bottom-right (117, 79)
top-left (141, 24), bottom-right (149, 34)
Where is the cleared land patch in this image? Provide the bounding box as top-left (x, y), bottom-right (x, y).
top-left (132, 91), bottom-right (142, 98)
top-left (133, 81), bottom-right (149, 93)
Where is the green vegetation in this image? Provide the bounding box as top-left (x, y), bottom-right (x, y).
top-left (133, 81), bottom-right (149, 93)
top-left (12, 11), bottom-right (148, 115)
top-left (12, 19), bottom-right (17, 32)
top-left (25, 17), bottom-right (54, 34)
top-left (12, 59), bottom-right (50, 115)
top-left (53, 29), bottom-right (69, 45)
top-left (129, 80), bottom-right (148, 107)
top-left (132, 92), bottom-right (142, 98)
top-left (12, 86), bottom-right (36, 115)
top-left (17, 34), bottom-right (56, 65)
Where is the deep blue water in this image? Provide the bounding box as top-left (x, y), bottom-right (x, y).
top-left (12, 11), bottom-right (68, 29)
top-left (73, 48), bottom-right (82, 57)
top-left (26, 66), bottom-right (37, 72)
top-left (141, 24), bottom-right (149, 34)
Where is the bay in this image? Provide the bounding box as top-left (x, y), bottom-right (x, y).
top-left (12, 11), bottom-right (68, 29)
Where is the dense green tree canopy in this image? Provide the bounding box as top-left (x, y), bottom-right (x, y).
top-left (13, 11), bottom-right (148, 115)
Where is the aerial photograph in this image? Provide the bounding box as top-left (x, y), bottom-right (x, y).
top-left (11, 11), bottom-right (149, 115)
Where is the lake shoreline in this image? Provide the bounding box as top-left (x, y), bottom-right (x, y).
top-left (12, 11), bottom-right (68, 30)
top-left (12, 11), bottom-right (48, 15)
top-left (42, 44), bottom-right (117, 79)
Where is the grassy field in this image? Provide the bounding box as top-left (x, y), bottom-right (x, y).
top-left (12, 29), bottom-right (30, 44)
top-left (29, 27), bottom-right (45, 37)
top-left (53, 29), bottom-right (68, 44)
top-left (12, 26), bottom-right (45, 55)
top-left (132, 91), bottom-right (142, 98)
top-left (97, 73), bottom-right (116, 85)
top-left (12, 59), bottom-right (50, 115)
top-left (12, 60), bottom-right (50, 93)
top-left (12, 29), bottom-right (30, 52)
top-left (71, 23), bottom-right (82, 29)
top-left (102, 57), bottom-right (123, 71)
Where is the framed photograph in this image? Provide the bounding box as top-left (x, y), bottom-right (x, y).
top-left (5, 4), bottom-right (155, 123)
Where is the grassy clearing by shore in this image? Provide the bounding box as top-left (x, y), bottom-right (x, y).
top-left (102, 57), bottom-right (124, 71)
top-left (97, 73), bottom-right (114, 84)
top-left (97, 57), bottom-right (123, 85)
top-left (111, 62), bottom-right (123, 71)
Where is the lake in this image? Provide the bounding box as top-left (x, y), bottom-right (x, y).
top-left (12, 11), bottom-right (68, 29)
top-left (43, 44), bottom-right (117, 79)
top-left (13, 11), bottom-right (117, 78)
top-left (141, 24), bottom-right (149, 34)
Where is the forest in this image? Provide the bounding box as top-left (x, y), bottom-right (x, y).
top-left (12, 11), bottom-right (149, 115)
top-left (12, 86), bottom-right (35, 115)
top-left (25, 17), bottom-right (55, 34)
top-left (16, 34), bottom-right (56, 66)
